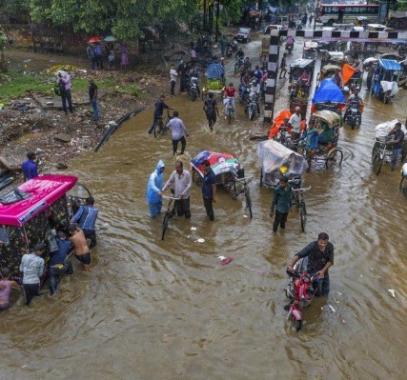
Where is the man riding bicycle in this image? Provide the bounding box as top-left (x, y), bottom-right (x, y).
top-left (148, 95), bottom-right (171, 135)
top-left (287, 232), bottom-right (334, 296)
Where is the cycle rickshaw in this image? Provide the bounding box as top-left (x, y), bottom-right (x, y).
top-left (191, 150), bottom-right (253, 218)
top-left (258, 140), bottom-right (310, 231)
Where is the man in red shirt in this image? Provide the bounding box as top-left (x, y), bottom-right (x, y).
top-left (223, 82), bottom-right (236, 116)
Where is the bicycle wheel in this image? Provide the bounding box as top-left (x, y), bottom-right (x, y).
top-left (153, 121), bottom-right (158, 138)
top-left (245, 187), bottom-right (253, 219)
top-left (161, 212), bottom-right (170, 240)
top-left (399, 176), bottom-right (407, 196)
top-left (300, 201), bottom-right (307, 233)
top-left (325, 148), bottom-right (343, 169)
top-left (372, 153), bottom-right (383, 176)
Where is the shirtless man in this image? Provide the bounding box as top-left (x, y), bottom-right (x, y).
top-left (69, 224), bottom-right (91, 271)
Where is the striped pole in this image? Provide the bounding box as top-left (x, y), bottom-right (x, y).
top-left (263, 29), bottom-right (281, 124)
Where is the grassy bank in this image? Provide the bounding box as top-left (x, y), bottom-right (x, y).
top-left (0, 70), bottom-right (140, 104)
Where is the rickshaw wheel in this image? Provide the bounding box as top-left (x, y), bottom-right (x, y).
top-left (372, 153), bottom-right (383, 176)
top-left (400, 176), bottom-right (407, 196)
top-left (192, 169), bottom-right (203, 185)
top-left (325, 148), bottom-right (343, 169)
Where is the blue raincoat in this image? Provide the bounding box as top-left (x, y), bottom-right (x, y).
top-left (146, 160), bottom-right (165, 217)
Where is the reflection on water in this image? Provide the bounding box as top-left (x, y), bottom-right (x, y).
top-left (1, 38), bottom-right (407, 380)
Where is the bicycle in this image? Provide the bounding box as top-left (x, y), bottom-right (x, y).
top-left (231, 176), bottom-right (253, 219)
top-left (161, 195), bottom-right (179, 240)
top-left (289, 179), bottom-right (311, 233)
top-left (371, 138), bottom-right (396, 175)
top-left (153, 110), bottom-right (171, 138)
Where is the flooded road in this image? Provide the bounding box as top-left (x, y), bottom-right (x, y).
top-left (1, 37), bottom-right (407, 380)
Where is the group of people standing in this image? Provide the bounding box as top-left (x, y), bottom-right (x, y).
top-left (55, 70), bottom-right (100, 122)
top-left (86, 42), bottom-right (129, 71)
top-left (146, 159), bottom-right (216, 222)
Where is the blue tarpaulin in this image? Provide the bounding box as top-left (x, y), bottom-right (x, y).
top-left (312, 79), bottom-right (345, 105)
top-left (379, 59), bottom-right (402, 72)
top-left (206, 63), bottom-right (224, 80)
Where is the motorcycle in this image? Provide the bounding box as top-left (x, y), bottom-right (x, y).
top-left (285, 258), bottom-right (321, 331)
top-left (225, 40), bottom-right (238, 58)
top-left (286, 43), bottom-right (294, 55)
top-left (224, 97), bottom-right (235, 124)
top-left (344, 106), bottom-right (362, 129)
top-left (246, 92), bottom-right (258, 121)
top-left (234, 57), bottom-right (244, 74)
top-left (239, 83), bottom-right (250, 104)
top-left (188, 76), bottom-right (199, 101)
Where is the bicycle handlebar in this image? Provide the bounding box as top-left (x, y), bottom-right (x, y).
top-left (291, 186), bottom-right (311, 192)
top-left (162, 195), bottom-right (181, 200)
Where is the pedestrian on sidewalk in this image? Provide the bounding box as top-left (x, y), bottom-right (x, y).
top-left (201, 160), bottom-right (216, 221)
top-left (166, 111), bottom-right (189, 155)
top-left (88, 80), bottom-right (100, 122)
top-left (279, 53), bottom-right (287, 79)
top-left (20, 243), bottom-right (45, 306)
top-left (57, 70), bottom-right (73, 114)
top-left (270, 177), bottom-right (292, 232)
top-left (169, 66), bottom-right (178, 95)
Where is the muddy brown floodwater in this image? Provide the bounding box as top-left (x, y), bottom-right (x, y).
top-left (1, 38), bottom-right (407, 380)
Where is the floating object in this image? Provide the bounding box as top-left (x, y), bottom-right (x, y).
top-left (388, 289), bottom-right (396, 298)
top-left (243, 214), bottom-right (248, 218)
top-left (195, 238), bottom-right (205, 243)
top-left (190, 226), bottom-right (197, 231)
top-left (328, 304), bottom-right (336, 313)
top-left (217, 256), bottom-right (234, 265)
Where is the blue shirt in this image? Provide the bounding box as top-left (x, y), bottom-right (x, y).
top-left (202, 169), bottom-right (216, 199)
top-left (49, 239), bottom-right (72, 266)
top-left (71, 205), bottom-right (98, 231)
top-left (21, 160), bottom-right (38, 180)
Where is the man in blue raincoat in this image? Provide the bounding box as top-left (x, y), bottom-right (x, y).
top-left (146, 160), bottom-right (165, 217)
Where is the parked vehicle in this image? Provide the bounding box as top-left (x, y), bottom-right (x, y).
top-left (234, 27), bottom-right (251, 43)
top-left (191, 151), bottom-right (252, 218)
top-left (0, 175), bottom-right (92, 278)
top-left (372, 59), bottom-right (403, 104)
top-left (303, 41), bottom-right (318, 60)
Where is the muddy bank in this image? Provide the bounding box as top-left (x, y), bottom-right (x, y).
top-left (0, 67), bottom-right (168, 172)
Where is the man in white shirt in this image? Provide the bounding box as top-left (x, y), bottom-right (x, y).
top-left (288, 106), bottom-right (302, 140)
top-left (166, 111), bottom-right (189, 155)
top-left (169, 66), bottom-right (178, 95)
top-left (162, 160), bottom-right (192, 218)
top-left (20, 243), bottom-right (45, 305)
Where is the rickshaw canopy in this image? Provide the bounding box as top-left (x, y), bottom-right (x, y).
top-left (378, 59), bottom-right (402, 72)
top-left (327, 51), bottom-right (344, 61)
top-left (0, 175), bottom-right (78, 227)
top-left (321, 64), bottom-right (341, 73)
top-left (311, 110), bottom-right (342, 128)
top-left (290, 58), bottom-right (314, 69)
top-left (342, 63), bottom-right (358, 85)
top-left (312, 79), bottom-right (345, 105)
top-left (191, 151), bottom-right (240, 177)
top-left (206, 63), bottom-right (224, 80)
top-left (257, 140), bottom-right (308, 176)
top-left (304, 41), bottom-right (318, 50)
